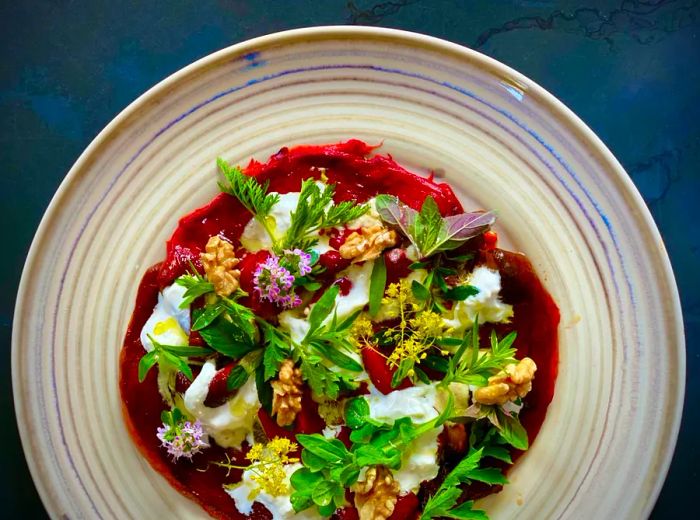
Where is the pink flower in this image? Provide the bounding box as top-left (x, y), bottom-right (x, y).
top-left (157, 419), bottom-right (209, 461)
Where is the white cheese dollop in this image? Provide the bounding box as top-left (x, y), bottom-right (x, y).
top-left (443, 266), bottom-right (513, 333)
top-left (183, 360), bottom-right (260, 448)
top-left (140, 283), bottom-right (190, 351)
top-left (240, 191), bottom-right (300, 252)
top-left (365, 384), bottom-right (443, 493)
top-left (324, 260), bottom-right (374, 324)
top-left (226, 462), bottom-right (322, 520)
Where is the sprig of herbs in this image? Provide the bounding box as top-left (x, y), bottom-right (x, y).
top-left (138, 335), bottom-right (213, 382)
top-left (218, 158), bottom-right (280, 218)
top-left (257, 285), bottom-right (362, 400)
top-left (282, 179), bottom-right (368, 251)
top-left (174, 271), bottom-right (215, 308)
top-left (420, 448), bottom-right (507, 520)
top-left (439, 319), bottom-right (518, 388)
top-left (375, 194), bottom-right (495, 258)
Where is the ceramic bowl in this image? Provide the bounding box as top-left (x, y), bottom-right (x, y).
top-left (12, 27), bottom-right (684, 519)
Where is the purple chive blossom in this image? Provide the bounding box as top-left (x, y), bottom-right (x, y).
top-left (253, 255), bottom-right (300, 309)
top-left (156, 419), bottom-right (209, 461)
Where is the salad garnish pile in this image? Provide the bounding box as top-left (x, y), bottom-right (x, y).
top-left (122, 142), bottom-right (557, 520)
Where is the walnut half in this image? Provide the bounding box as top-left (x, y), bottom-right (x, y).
top-left (339, 223), bottom-right (398, 263)
top-left (271, 359), bottom-right (303, 427)
top-left (473, 357), bottom-right (537, 406)
top-left (352, 465), bottom-right (400, 520)
top-left (200, 235), bottom-right (241, 297)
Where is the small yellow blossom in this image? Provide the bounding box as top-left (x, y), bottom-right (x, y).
top-left (352, 315), bottom-right (375, 344)
top-left (216, 437), bottom-right (299, 497)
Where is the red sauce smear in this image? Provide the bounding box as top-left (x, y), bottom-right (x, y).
top-left (119, 141), bottom-right (559, 519)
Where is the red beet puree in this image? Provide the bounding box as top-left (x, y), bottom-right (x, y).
top-left (119, 141), bottom-right (559, 519)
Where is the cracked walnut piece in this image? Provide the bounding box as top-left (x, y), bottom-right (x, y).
top-left (339, 224), bottom-right (398, 263)
top-left (353, 465), bottom-right (400, 520)
top-left (200, 235), bottom-right (241, 297)
top-left (271, 359), bottom-right (303, 427)
top-left (473, 357), bottom-right (537, 406)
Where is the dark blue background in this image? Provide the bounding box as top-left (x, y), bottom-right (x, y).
top-left (2, 1), bottom-right (697, 517)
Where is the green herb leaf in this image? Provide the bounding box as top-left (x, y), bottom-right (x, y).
top-left (226, 365), bottom-right (249, 391)
top-left (443, 284), bottom-right (480, 301)
top-left (174, 272), bottom-right (215, 308)
top-left (309, 341), bottom-right (362, 371)
top-left (345, 397), bottom-right (370, 429)
top-left (282, 179), bottom-right (368, 251)
top-left (311, 480), bottom-right (338, 507)
top-left (411, 279), bottom-right (431, 300)
top-left (217, 158), bottom-right (280, 217)
top-left (369, 256), bottom-right (387, 317)
top-left (191, 303), bottom-right (225, 330)
top-left (198, 315), bottom-right (256, 358)
top-left (262, 326), bottom-right (290, 380)
top-left (496, 409), bottom-right (529, 450)
top-left (296, 434), bottom-right (350, 463)
top-left (306, 285), bottom-right (339, 336)
top-left (255, 362), bottom-right (273, 413)
top-left (376, 195), bottom-right (495, 257)
top-left (421, 449), bottom-right (496, 520)
top-left (446, 501), bottom-right (490, 520)
top-left (160, 351), bottom-right (194, 380)
top-left (157, 344), bottom-right (213, 357)
top-left (138, 351), bottom-right (158, 382)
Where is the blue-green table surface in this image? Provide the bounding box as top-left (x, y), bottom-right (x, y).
top-left (2, 1), bottom-right (697, 517)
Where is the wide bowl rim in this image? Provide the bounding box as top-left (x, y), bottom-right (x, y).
top-left (12, 25), bottom-right (685, 518)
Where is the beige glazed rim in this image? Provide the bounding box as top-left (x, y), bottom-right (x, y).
top-left (12, 26), bottom-right (684, 519)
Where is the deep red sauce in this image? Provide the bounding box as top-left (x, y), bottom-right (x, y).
top-left (119, 141), bottom-right (559, 519)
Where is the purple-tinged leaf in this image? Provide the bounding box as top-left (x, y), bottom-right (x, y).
top-left (438, 211), bottom-right (496, 251)
top-left (374, 194), bottom-right (418, 243)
